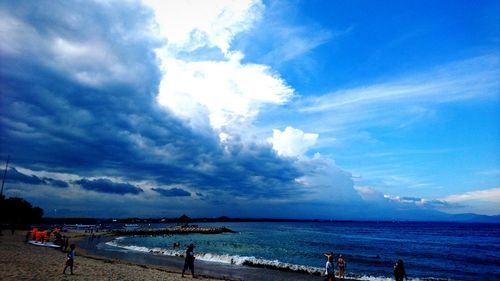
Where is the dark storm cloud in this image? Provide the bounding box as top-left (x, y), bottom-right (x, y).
top-left (5, 167), bottom-right (69, 188)
top-left (74, 178), bottom-right (143, 195)
top-left (152, 187), bottom-right (191, 197)
top-left (6, 167), bottom-right (45, 185)
top-left (0, 0), bottom-right (303, 209)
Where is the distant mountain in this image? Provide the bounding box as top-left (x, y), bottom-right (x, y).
top-left (447, 213), bottom-right (500, 223)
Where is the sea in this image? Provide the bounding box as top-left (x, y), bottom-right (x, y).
top-left (90, 221), bottom-right (500, 281)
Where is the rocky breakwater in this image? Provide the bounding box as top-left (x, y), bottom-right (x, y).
top-left (113, 226), bottom-right (236, 236)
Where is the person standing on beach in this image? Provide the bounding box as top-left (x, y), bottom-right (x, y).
top-left (337, 254), bottom-right (346, 279)
top-left (63, 244), bottom-right (76, 275)
top-left (394, 259), bottom-right (407, 281)
top-left (63, 237), bottom-right (69, 252)
top-left (324, 252), bottom-right (335, 281)
top-left (181, 244), bottom-right (196, 278)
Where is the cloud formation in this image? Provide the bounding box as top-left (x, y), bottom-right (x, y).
top-left (152, 187), bottom-right (191, 197)
top-left (147, 0), bottom-right (294, 134)
top-left (6, 168), bottom-right (45, 185)
top-left (0, 0), bottom-right (306, 216)
top-left (0, 0), bottom-right (496, 219)
top-left (6, 168), bottom-right (68, 188)
top-left (442, 188), bottom-right (500, 204)
top-left (269, 126), bottom-right (318, 157)
top-left (144, 0), bottom-right (263, 54)
top-left (74, 179), bottom-right (143, 195)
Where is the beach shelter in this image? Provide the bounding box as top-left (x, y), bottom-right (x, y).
top-left (178, 214), bottom-right (190, 226)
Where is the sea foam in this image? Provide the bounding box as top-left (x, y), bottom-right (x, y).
top-left (105, 239), bottom-right (452, 280)
top-left (106, 239), bottom-right (322, 275)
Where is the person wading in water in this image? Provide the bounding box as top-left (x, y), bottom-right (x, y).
top-left (182, 244), bottom-right (196, 278)
top-left (337, 254), bottom-right (346, 279)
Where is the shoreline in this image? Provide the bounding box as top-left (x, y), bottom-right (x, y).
top-left (80, 232), bottom-right (364, 281)
top-left (1, 229), bottom-right (362, 281)
top-left (79, 234), bottom-right (324, 281)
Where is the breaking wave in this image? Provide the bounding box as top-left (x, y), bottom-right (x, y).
top-left (106, 239), bottom-right (322, 275)
top-left (105, 239), bottom-right (454, 281)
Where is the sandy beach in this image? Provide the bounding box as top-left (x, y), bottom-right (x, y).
top-left (0, 230), bottom-right (226, 281)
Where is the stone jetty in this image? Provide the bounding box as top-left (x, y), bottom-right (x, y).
top-left (112, 226), bottom-right (236, 236)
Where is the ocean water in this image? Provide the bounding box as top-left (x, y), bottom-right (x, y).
top-left (103, 221), bottom-right (500, 280)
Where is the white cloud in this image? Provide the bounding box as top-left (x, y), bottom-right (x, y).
top-left (156, 52), bottom-right (293, 131)
top-left (147, 0), bottom-right (295, 133)
top-left (380, 188), bottom-right (500, 215)
top-left (301, 55), bottom-right (499, 114)
top-left (354, 185), bottom-right (385, 201)
top-left (442, 188), bottom-right (500, 203)
top-left (269, 126), bottom-right (318, 157)
top-left (144, 0), bottom-right (263, 54)
top-left (279, 55), bottom-right (500, 139)
top-left (383, 194), bottom-right (426, 206)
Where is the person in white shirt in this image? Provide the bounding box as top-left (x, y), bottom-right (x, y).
top-left (324, 252), bottom-right (335, 281)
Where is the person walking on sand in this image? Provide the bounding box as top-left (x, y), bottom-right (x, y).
top-left (394, 259), bottom-right (407, 281)
top-left (337, 254), bottom-right (346, 279)
top-left (181, 244), bottom-right (196, 278)
top-left (63, 244), bottom-right (76, 275)
top-left (324, 252), bottom-right (335, 281)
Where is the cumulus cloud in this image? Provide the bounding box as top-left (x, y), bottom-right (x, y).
top-left (144, 0), bottom-right (263, 54)
top-left (145, 0), bottom-right (293, 134)
top-left (152, 187), bottom-right (191, 197)
top-left (156, 53), bottom-right (294, 131)
top-left (74, 178), bottom-right (143, 195)
top-left (269, 127), bottom-right (318, 157)
top-left (0, 1), bottom-right (304, 215)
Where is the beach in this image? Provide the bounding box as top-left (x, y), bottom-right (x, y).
top-left (3, 221), bottom-right (496, 280)
top-left (0, 229), bottom-right (331, 281)
top-left (0, 230), bottom-right (225, 281)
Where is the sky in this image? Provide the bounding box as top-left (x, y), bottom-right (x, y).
top-left (0, 0), bottom-right (499, 220)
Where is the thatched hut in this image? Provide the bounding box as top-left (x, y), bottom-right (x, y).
top-left (178, 214), bottom-right (190, 226)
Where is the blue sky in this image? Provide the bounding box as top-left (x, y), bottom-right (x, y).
top-left (0, 0), bottom-right (498, 219)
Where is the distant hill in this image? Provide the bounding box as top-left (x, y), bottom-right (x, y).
top-left (447, 213), bottom-right (500, 223)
